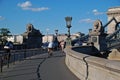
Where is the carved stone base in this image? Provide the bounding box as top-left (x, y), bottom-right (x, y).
top-left (108, 49), bottom-right (120, 60)
top-left (90, 33), bottom-right (107, 52)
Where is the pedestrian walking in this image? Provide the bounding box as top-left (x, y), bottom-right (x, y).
top-left (48, 41), bottom-right (54, 57)
top-left (60, 40), bottom-right (65, 52)
top-left (3, 41), bottom-right (13, 68)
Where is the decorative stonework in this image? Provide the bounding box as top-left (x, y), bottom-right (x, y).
top-left (107, 7), bottom-right (120, 15)
top-left (22, 23), bottom-right (43, 48)
top-left (89, 20), bottom-right (107, 52)
top-left (93, 20), bottom-right (104, 34)
top-left (27, 24), bottom-right (33, 32)
top-left (107, 7), bottom-right (120, 34)
top-left (108, 49), bottom-right (120, 60)
top-left (89, 20), bottom-right (104, 36)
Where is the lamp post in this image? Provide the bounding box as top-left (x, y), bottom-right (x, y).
top-left (46, 28), bottom-right (49, 42)
top-left (65, 16), bottom-right (72, 47)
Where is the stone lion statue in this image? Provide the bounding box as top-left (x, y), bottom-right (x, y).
top-left (26, 24), bottom-right (34, 32)
top-left (93, 20), bottom-right (104, 33)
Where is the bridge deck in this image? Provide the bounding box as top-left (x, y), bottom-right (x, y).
top-left (0, 51), bottom-right (79, 80)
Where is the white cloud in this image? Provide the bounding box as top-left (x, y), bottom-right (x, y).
top-left (26, 7), bottom-right (49, 12)
top-left (79, 18), bottom-right (95, 23)
top-left (92, 9), bottom-right (104, 15)
top-left (0, 16), bottom-right (5, 20)
top-left (18, 1), bottom-right (32, 8)
top-left (17, 1), bottom-right (49, 12)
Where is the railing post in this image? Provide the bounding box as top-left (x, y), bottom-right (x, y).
top-left (24, 49), bottom-right (26, 58)
top-left (19, 52), bottom-right (21, 62)
top-left (13, 52), bottom-right (15, 65)
top-left (0, 55), bottom-right (3, 72)
top-left (7, 52), bottom-right (10, 68)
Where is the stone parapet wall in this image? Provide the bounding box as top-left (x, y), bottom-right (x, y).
top-left (64, 47), bottom-right (120, 80)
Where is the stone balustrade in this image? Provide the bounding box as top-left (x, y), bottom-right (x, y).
top-left (64, 46), bottom-right (120, 80)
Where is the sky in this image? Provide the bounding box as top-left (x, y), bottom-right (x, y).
top-left (0, 0), bottom-right (120, 35)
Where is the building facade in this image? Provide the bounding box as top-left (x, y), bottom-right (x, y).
top-left (42, 33), bottom-right (77, 43)
top-left (7, 35), bottom-right (23, 44)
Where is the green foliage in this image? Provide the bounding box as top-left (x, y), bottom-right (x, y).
top-left (0, 28), bottom-right (11, 36)
top-left (0, 28), bottom-right (11, 45)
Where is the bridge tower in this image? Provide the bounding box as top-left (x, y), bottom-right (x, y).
top-left (107, 7), bottom-right (120, 34)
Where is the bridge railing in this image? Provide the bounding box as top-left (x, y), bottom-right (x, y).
top-left (64, 47), bottom-right (120, 80)
top-left (0, 48), bottom-right (47, 72)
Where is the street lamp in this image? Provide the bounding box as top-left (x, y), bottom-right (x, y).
top-left (65, 16), bottom-right (72, 47)
top-left (46, 28), bottom-right (49, 42)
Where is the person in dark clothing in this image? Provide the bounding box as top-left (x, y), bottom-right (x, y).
top-left (4, 41), bottom-right (13, 60)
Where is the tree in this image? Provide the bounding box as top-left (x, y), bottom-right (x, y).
top-left (0, 28), bottom-right (11, 35)
top-left (0, 28), bottom-right (11, 45)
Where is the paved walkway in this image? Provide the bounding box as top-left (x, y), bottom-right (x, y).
top-left (0, 51), bottom-right (80, 80)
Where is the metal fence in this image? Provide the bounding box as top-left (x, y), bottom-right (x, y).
top-left (0, 48), bottom-right (47, 72)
